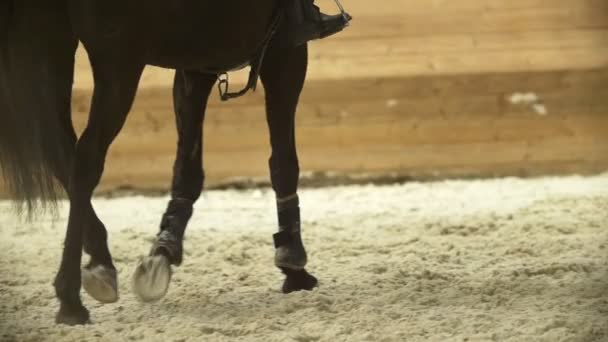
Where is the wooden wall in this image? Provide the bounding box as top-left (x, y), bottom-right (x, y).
top-left (10, 0), bottom-right (608, 193)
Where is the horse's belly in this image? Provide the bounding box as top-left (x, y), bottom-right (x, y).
top-left (146, 34), bottom-right (257, 73)
top-left (143, 1), bottom-right (277, 72)
top-left (74, 0), bottom-right (278, 72)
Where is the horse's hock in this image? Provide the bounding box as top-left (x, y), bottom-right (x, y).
top-left (33, 1), bottom-right (608, 192)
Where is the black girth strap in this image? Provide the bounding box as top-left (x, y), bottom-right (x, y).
top-left (217, 9), bottom-right (284, 101)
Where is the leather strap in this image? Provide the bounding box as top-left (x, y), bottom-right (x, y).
top-left (218, 8), bottom-right (284, 101)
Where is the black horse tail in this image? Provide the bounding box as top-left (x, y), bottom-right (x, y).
top-left (0, 1), bottom-right (77, 215)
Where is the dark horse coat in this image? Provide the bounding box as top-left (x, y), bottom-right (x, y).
top-left (0, 0), bottom-right (318, 325)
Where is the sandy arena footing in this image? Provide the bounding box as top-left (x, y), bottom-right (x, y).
top-left (0, 175), bottom-right (607, 341)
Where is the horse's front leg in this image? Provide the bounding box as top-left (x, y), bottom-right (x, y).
top-left (261, 43), bottom-right (318, 293)
top-left (133, 71), bottom-right (215, 302)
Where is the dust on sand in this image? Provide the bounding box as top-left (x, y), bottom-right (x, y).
top-left (0, 175), bottom-right (607, 342)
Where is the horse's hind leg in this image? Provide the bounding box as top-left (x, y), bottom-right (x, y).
top-left (44, 48), bottom-right (119, 306)
top-left (261, 43), bottom-right (318, 293)
top-left (53, 118), bottom-right (120, 306)
top-left (133, 71), bottom-right (216, 302)
top-left (3, 5), bottom-right (116, 323)
top-left (54, 56), bottom-right (144, 324)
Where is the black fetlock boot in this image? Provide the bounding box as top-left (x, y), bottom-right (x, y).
top-left (150, 198), bottom-right (193, 266)
top-left (285, 0), bottom-right (352, 47)
top-left (273, 195), bottom-right (307, 270)
top-left (272, 194), bottom-right (319, 293)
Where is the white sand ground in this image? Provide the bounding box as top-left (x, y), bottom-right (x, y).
top-left (0, 175), bottom-right (607, 342)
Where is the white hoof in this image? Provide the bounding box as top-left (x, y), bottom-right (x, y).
top-left (81, 265), bottom-right (119, 303)
top-left (132, 255), bottom-right (172, 302)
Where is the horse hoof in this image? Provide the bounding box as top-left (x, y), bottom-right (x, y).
top-left (280, 267), bottom-right (318, 294)
top-left (55, 303), bottom-right (91, 325)
top-left (82, 265), bottom-right (118, 303)
top-left (132, 255), bottom-right (172, 302)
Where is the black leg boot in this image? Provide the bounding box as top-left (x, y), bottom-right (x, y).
top-left (272, 195), bottom-right (319, 293)
top-left (150, 198), bottom-right (193, 266)
top-left (285, 0), bottom-right (352, 47)
top-left (273, 195), bottom-right (307, 270)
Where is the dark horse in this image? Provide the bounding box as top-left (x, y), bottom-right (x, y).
top-left (0, 0), bottom-right (332, 325)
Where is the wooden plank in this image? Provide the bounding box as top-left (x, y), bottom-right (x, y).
top-left (312, 30), bottom-right (608, 58)
top-left (339, 0), bottom-right (607, 15)
top-left (71, 69), bottom-right (608, 122)
top-left (73, 43), bottom-right (608, 90)
top-left (62, 68), bottom-right (608, 192)
top-left (339, 8), bottom-right (608, 39)
top-left (92, 137), bottom-right (608, 192)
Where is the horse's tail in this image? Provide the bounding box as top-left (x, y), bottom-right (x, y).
top-left (0, 1), bottom-right (77, 214)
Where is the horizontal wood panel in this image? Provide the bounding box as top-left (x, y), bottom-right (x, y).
top-left (94, 138), bottom-right (608, 192)
top-left (339, 0), bottom-right (607, 15)
top-left (74, 35), bottom-right (608, 87)
top-left (340, 9), bottom-right (608, 39)
top-left (66, 69), bottom-right (608, 192)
